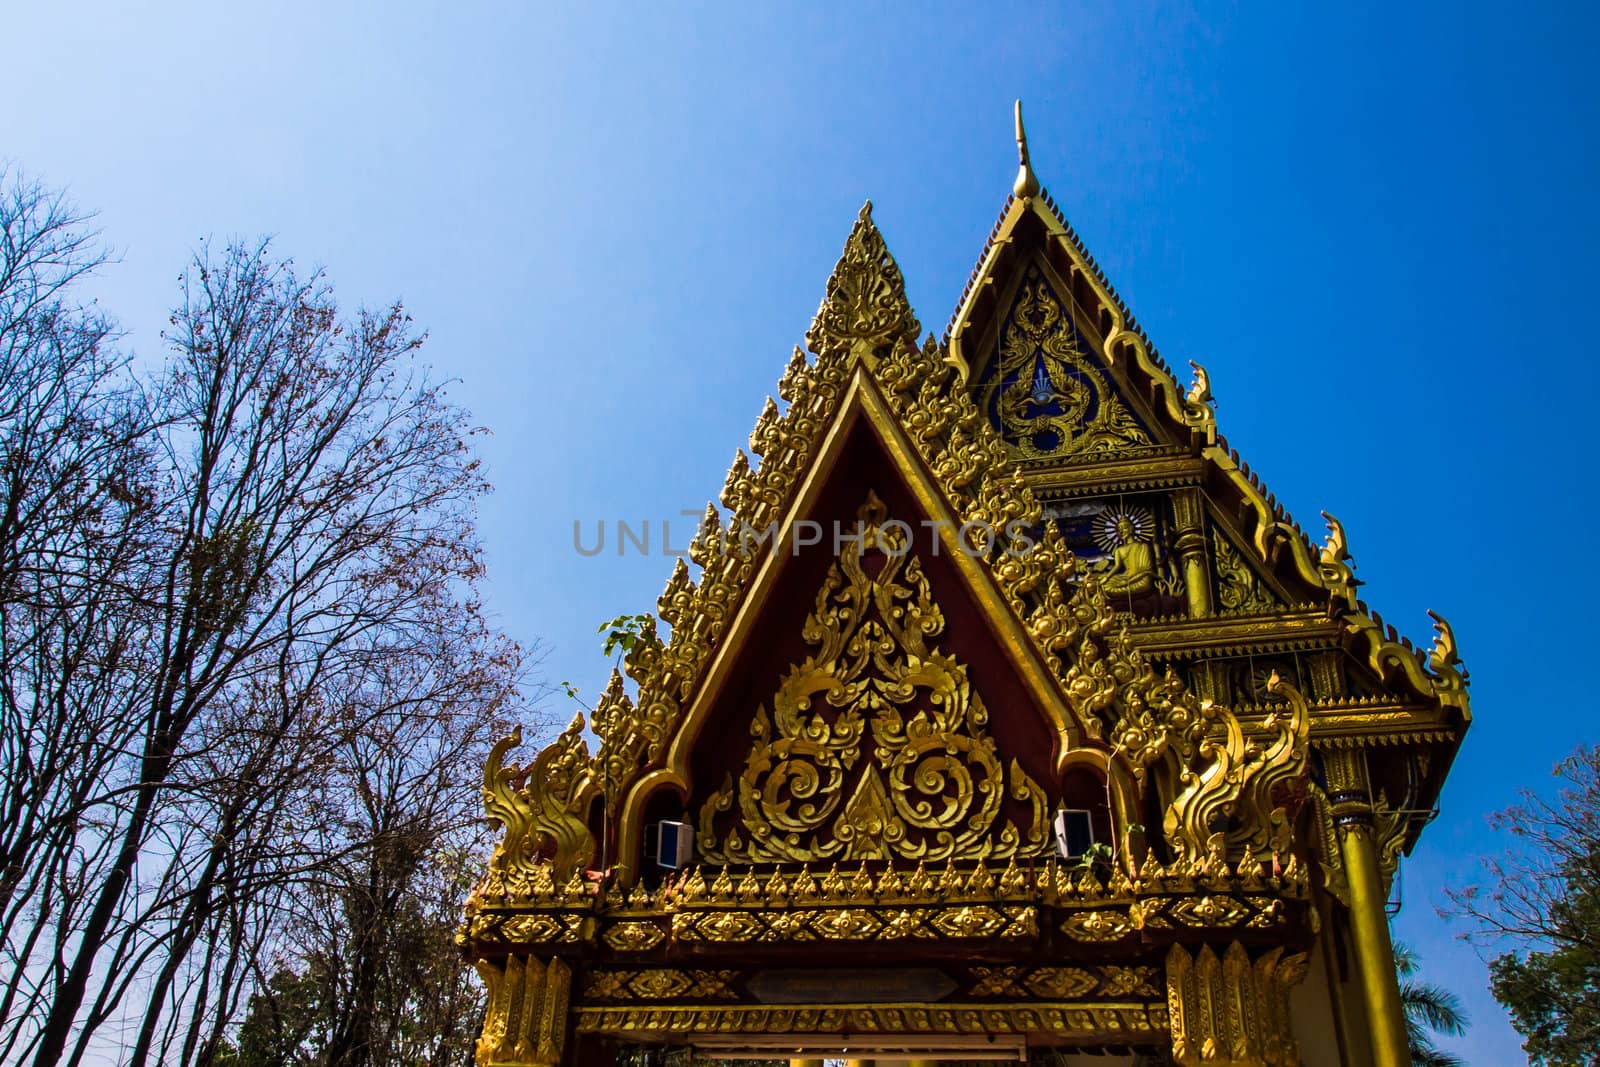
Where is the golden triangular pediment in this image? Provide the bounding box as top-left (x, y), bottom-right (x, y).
top-left (681, 470), bottom-right (1068, 870)
top-left (944, 170), bottom-right (1469, 727)
top-left (463, 109), bottom-right (1476, 1067)
top-left (691, 489), bottom-right (1054, 867)
top-left (499, 191), bottom-right (1468, 889)
top-left (972, 256), bottom-right (1157, 462)
top-left (650, 366), bottom-right (1093, 871)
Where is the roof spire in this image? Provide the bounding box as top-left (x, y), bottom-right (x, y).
top-left (1013, 99), bottom-right (1040, 199)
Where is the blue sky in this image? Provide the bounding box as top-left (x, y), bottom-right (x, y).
top-left (6, 3), bottom-right (1597, 1062)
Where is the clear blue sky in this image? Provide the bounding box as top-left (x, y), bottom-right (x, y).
top-left (7, 3), bottom-right (1596, 1062)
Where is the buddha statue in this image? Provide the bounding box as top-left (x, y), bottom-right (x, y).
top-left (1095, 515), bottom-right (1155, 596)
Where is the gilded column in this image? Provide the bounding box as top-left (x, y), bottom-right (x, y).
top-left (1307, 650), bottom-right (1346, 703)
top-left (473, 955), bottom-right (572, 1066)
top-left (1171, 488), bottom-right (1213, 618)
top-left (1323, 749), bottom-right (1409, 1067)
top-left (1166, 941), bottom-right (1306, 1066)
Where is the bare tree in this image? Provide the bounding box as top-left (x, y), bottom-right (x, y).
top-left (0, 168), bottom-right (160, 1062)
top-left (216, 635), bottom-right (523, 1067)
top-left (0, 187), bottom-right (528, 1067)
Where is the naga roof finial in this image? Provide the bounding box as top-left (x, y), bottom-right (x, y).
top-left (1013, 99), bottom-right (1040, 199)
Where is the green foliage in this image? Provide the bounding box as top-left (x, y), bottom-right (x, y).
top-left (1486, 839), bottom-right (1600, 1066)
top-left (212, 969), bottom-right (321, 1067)
top-left (598, 613), bottom-right (655, 659)
top-left (1075, 841), bottom-right (1113, 869)
top-left (1393, 941), bottom-right (1468, 1067)
top-left (1452, 745), bottom-right (1600, 1066)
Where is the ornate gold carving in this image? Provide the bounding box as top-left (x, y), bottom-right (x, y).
top-left (673, 908), bottom-right (761, 943)
top-left (477, 717), bottom-right (597, 898)
top-left (804, 202), bottom-right (920, 368)
top-left (1061, 908), bottom-right (1135, 943)
top-left (591, 669), bottom-right (643, 792)
top-left (1166, 943), bottom-right (1306, 1067)
top-left (1313, 756), bottom-right (1411, 902)
top-left (1426, 609), bottom-right (1468, 698)
top-left (967, 965), bottom-right (1113, 999)
top-left (1373, 795), bottom-right (1409, 894)
top-left (1213, 531), bottom-right (1278, 613)
top-left (1091, 505), bottom-right (1161, 597)
top-left (669, 897), bottom-right (1038, 945)
top-left (1170, 487), bottom-right (1213, 618)
top-left (929, 905), bottom-right (1009, 939)
top-left (502, 914), bottom-right (578, 944)
top-left (602, 920), bottom-right (664, 953)
top-left (475, 955), bottom-right (571, 1066)
top-left (1025, 966), bottom-right (1101, 999)
top-left (1182, 360), bottom-right (1216, 443)
top-left (1164, 672), bottom-right (1312, 868)
top-left (1100, 965), bottom-right (1162, 998)
top-left (1041, 574), bottom-right (1230, 844)
top-left (1321, 746), bottom-right (1364, 796)
top-left (697, 493), bottom-right (1050, 865)
top-left (462, 907), bottom-right (595, 947)
top-left (981, 263), bottom-right (1152, 461)
top-left (1167, 894), bottom-right (1251, 928)
top-left (1318, 511), bottom-right (1358, 607)
top-left (968, 966), bottom-right (1026, 997)
top-left (581, 969), bottom-right (629, 1001)
top-left (575, 1003), bottom-right (1168, 1041)
top-left (1306, 650), bottom-right (1345, 702)
top-left (584, 968), bottom-right (739, 1002)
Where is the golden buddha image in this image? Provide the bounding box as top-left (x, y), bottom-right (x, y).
top-left (1090, 505), bottom-right (1157, 596)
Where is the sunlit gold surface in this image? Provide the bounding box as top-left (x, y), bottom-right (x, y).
top-left (696, 493), bottom-right (1049, 865)
top-left (1166, 942), bottom-right (1307, 1067)
top-left (461, 109), bottom-right (1469, 1067)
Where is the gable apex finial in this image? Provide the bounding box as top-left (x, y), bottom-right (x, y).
top-left (1013, 99), bottom-right (1040, 199)
top-left (804, 201), bottom-right (920, 367)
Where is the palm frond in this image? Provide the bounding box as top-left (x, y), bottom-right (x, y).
top-left (1401, 980), bottom-right (1469, 1037)
top-left (1393, 939), bottom-right (1422, 978)
top-left (1409, 1036), bottom-right (1466, 1067)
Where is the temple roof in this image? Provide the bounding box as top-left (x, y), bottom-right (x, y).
top-left (461, 108), bottom-right (1472, 1067)
top-left (475, 105), bottom-right (1470, 915)
top-left (943, 104), bottom-right (1468, 742)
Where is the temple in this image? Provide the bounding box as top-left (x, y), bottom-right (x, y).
top-left (460, 105), bottom-right (1470, 1067)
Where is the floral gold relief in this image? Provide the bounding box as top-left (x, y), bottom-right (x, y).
top-left (804, 202), bottom-right (920, 367)
top-left (601, 921), bottom-right (664, 953)
top-left (979, 262), bottom-right (1152, 462)
top-left (696, 492), bottom-right (1051, 865)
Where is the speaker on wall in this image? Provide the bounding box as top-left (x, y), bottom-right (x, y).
top-left (1052, 809), bottom-right (1095, 860)
top-left (651, 820), bottom-right (694, 869)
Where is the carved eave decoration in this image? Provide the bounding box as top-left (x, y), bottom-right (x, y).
top-left (944, 130), bottom-right (1469, 832)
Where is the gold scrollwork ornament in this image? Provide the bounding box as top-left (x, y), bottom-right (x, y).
top-left (698, 493), bottom-right (1051, 865)
top-left (982, 264), bottom-right (1151, 461)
